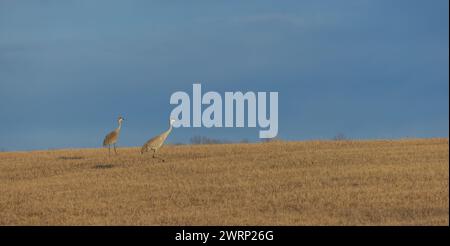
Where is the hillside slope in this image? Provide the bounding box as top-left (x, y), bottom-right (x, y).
top-left (0, 138), bottom-right (448, 225)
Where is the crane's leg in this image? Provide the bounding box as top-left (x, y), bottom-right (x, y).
top-left (114, 143), bottom-right (117, 154)
top-left (108, 145), bottom-right (111, 155)
top-left (140, 145), bottom-right (147, 155)
top-left (152, 149), bottom-right (165, 162)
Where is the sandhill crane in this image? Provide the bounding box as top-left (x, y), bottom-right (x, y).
top-left (103, 116), bottom-right (124, 155)
top-left (141, 118), bottom-right (176, 161)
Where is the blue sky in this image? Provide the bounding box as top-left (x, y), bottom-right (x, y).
top-left (0, 0), bottom-right (448, 150)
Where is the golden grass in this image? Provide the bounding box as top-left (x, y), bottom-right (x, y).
top-left (0, 138), bottom-right (448, 225)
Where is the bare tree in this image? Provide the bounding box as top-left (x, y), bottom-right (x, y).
top-left (333, 133), bottom-right (347, 141)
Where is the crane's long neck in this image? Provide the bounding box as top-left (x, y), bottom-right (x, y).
top-left (116, 121), bottom-right (122, 132)
top-left (160, 122), bottom-right (173, 140)
top-left (167, 123), bottom-right (173, 134)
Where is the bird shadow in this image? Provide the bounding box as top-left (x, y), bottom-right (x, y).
top-left (58, 156), bottom-right (84, 160)
top-left (93, 164), bottom-right (115, 169)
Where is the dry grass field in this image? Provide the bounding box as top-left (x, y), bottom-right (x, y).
top-left (0, 138), bottom-right (448, 225)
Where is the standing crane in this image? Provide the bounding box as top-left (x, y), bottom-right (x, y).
top-left (103, 116), bottom-right (124, 155)
top-left (141, 118), bottom-right (176, 161)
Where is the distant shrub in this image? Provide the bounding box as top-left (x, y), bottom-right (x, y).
top-left (189, 136), bottom-right (230, 145)
top-left (261, 137), bottom-right (283, 143)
